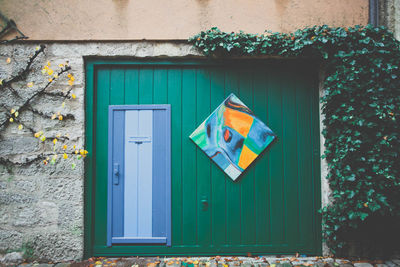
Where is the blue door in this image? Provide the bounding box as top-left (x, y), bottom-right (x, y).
top-left (107, 105), bottom-right (171, 246)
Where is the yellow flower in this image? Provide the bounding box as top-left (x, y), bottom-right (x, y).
top-left (75, 150), bottom-right (79, 154)
top-left (34, 132), bottom-right (41, 138)
top-left (40, 135), bottom-right (46, 141)
top-left (14, 111), bottom-right (19, 117)
top-left (44, 65), bottom-right (49, 70)
top-left (71, 93), bottom-right (76, 99)
top-left (47, 69), bottom-right (54, 75)
top-left (63, 153), bottom-right (68, 159)
top-left (58, 63), bottom-right (64, 68)
top-left (18, 124), bottom-right (23, 130)
top-left (27, 82), bottom-right (34, 87)
top-left (70, 76), bottom-right (75, 81)
top-left (53, 73), bottom-right (59, 79)
top-left (73, 145), bottom-right (76, 149)
top-left (48, 78), bottom-right (53, 82)
top-left (47, 61), bottom-right (51, 66)
top-left (6, 58), bottom-right (11, 64)
top-left (0, 79), bottom-right (3, 85)
top-left (51, 114), bottom-right (57, 120)
top-left (63, 144), bottom-right (67, 150)
top-left (9, 118), bottom-right (13, 122)
top-left (53, 138), bottom-right (58, 145)
top-left (67, 73), bottom-right (72, 78)
top-left (68, 80), bottom-right (74, 86)
top-left (10, 108), bottom-right (15, 114)
top-left (36, 46), bottom-right (40, 51)
top-left (43, 160), bottom-right (48, 165)
top-left (58, 115), bottom-right (63, 121)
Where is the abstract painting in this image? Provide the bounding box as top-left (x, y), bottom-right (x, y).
top-left (190, 93), bottom-right (276, 181)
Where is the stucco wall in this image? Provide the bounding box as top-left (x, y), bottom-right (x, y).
top-left (0, 0), bottom-right (369, 41)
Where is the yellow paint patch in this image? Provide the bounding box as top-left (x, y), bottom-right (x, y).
top-left (223, 108), bottom-right (253, 138)
top-left (238, 145), bottom-right (257, 169)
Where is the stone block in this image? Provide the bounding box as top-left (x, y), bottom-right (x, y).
top-left (353, 263), bottom-right (373, 267)
top-left (0, 191), bottom-right (35, 204)
top-left (0, 229), bottom-right (23, 251)
top-left (42, 177), bottom-right (83, 202)
top-left (0, 251), bottom-right (24, 265)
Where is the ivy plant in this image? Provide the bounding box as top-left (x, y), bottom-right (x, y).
top-left (189, 25), bottom-right (400, 253)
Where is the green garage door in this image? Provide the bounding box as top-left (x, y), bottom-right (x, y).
top-left (85, 59), bottom-right (321, 257)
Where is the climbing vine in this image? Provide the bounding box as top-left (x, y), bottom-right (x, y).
top-left (189, 25), bottom-right (400, 253)
top-left (0, 44), bottom-right (88, 170)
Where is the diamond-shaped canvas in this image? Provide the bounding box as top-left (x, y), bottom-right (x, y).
top-left (190, 93), bottom-right (276, 181)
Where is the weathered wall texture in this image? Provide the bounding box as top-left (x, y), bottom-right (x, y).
top-left (0, 0), bottom-right (369, 40)
top-left (379, 0), bottom-right (400, 40)
top-left (0, 42), bottom-right (201, 263)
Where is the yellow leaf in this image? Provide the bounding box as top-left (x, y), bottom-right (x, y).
top-left (44, 65), bottom-right (49, 70)
top-left (40, 135), bottom-right (46, 141)
top-left (27, 82), bottom-right (34, 87)
top-left (36, 46), bottom-right (40, 51)
top-left (58, 115), bottom-right (63, 121)
top-left (70, 76), bottom-right (75, 81)
top-left (71, 93), bottom-right (76, 99)
top-left (0, 79), bottom-right (3, 85)
top-left (6, 57), bottom-right (11, 64)
top-left (63, 144), bottom-right (67, 150)
top-left (41, 69), bottom-right (47, 74)
top-left (34, 132), bottom-right (41, 138)
top-left (59, 63), bottom-right (64, 68)
top-left (67, 73), bottom-right (72, 78)
top-left (51, 114), bottom-right (57, 120)
top-left (47, 69), bottom-right (54, 75)
top-left (61, 102), bottom-right (65, 108)
top-left (63, 153), bottom-right (68, 159)
top-left (364, 203), bottom-right (368, 208)
top-left (95, 261), bottom-right (102, 265)
top-left (18, 124), bottom-right (23, 130)
top-left (48, 78), bottom-right (53, 82)
top-left (68, 80), bottom-right (74, 86)
top-left (73, 145), bottom-right (76, 149)
top-left (80, 149), bottom-right (84, 155)
top-left (43, 160), bottom-right (48, 165)
top-left (53, 138), bottom-right (58, 145)
top-left (10, 108), bottom-right (15, 114)
top-left (47, 61), bottom-right (51, 66)
top-left (9, 117), bottom-right (13, 122)
top-left (14, 111), bottom-right (19, 117)
top-left (75, 150), bottom-right (78, 154)
top-left (54, 73), bottom-right (59, 79)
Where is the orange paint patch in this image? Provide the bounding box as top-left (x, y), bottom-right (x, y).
top-left (223, 108), bottom-right (253, 138)
top-left (238, 145), bottom-right (257, 169)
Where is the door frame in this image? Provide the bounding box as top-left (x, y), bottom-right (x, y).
top-left (84, 58), bottom-right (322, 258)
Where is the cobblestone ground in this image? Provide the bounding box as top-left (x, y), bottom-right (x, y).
top-left (3, 256), bottom-right (400, 267)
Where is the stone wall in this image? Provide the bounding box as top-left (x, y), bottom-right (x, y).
top-left (0, 41), bottom-right (330, 263)
top-left (379, 0), bottom-right (400, 40)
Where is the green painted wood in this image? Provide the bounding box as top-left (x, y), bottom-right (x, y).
top-left (85, 59), bottom-right (321, 257)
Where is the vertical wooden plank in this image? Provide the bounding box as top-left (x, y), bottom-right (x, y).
top-left (111, 110), bottom-right (125, 238)
top-left (152, 109), bottom-right (167, 238)
top-left (296, 66), bottom-right (314, 248)
top-left (137, 110), bottom-right (153, 237)
top-left (167, 68), bottom-right (183, 245)
top-left (181, 68), bottom-right (197, 245)
top-left (125, 68), bottom-right (139, 104)
top-left (154, 69), bottom-right (168, 104)
top-left (224, 67), bottom-right (241, 245)
top-left (94, 68), bottom-right (110, 245)
top-left (124, 110), bottom-right (139, 237)
top-left (282, 64), bottom-right (299, 248)
top-left (238, 68), bottom-right (256, 245)
top-left (139, 67), bottom-right (154, 104)
top-left (196, 68), bottom-right (211, 247)
top-left (210, 67), bottom-right (227, 246)
top-left (110, 68), bottom-right (125, 104)
top-left (253, 67), bottom-right (270, 245)
top-left (268, 64), bottom-right (285, 245)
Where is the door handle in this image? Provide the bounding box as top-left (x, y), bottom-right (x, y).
top-left (201, 199), bottom-right (208, 211)
top-left (113, 163), bottom-right (119, 185)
